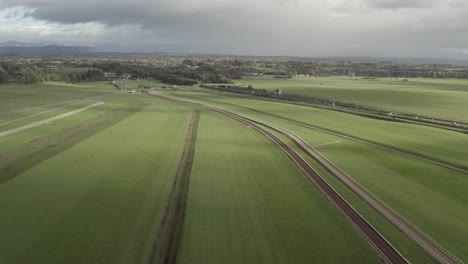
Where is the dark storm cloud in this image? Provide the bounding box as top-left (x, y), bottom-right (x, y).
top-left (0, 0), bottom-right (468, 58)
top-left (0, 0), bottom-right (264, 27)
top-left (366, 0), bottom-right (438, 9)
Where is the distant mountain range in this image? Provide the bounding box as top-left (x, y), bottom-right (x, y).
top-left (2, 41), bottom-right (468, 66)
top-left (0, 42), bottom-right (91, 55)
top-left (0, 41), bottom-right (55, 47)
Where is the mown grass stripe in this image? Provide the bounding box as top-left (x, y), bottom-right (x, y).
top-left (0, 102), bottom-right (148, 184)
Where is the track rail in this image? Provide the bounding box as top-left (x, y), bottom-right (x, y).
top-left (155, 92), bottom-right (464, 264)
top-left (251, 119), bottom-right (463, 264)
top-left (176, 92), bottom-right (468, 174)
top-left (152, 92), bottom-right (409, 264)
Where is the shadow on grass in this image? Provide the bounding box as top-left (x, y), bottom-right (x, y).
top-left (0, 102), bottom-right (149, 184)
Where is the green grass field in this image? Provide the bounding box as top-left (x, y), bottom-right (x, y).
top-left (0, 94), bottom-right (192, 263)
top-left (0, 101), bottom-right (98, 131)
top-left (171, 91), bottom-right (468, 168)
top-left (269, 122), bottom-right (468, 261)
top-left (266, 127), bottom-right (435, 264)
top-left (241, 76), bottom-right (468, 122)
top-left (3, 79), bottom-right (467, 263)
top-left (178, 111), bottom-right (378, 263)
top-left (0, 82), bottom-right (117, 113)
top-left (168, 90), bottom-right (468, 261)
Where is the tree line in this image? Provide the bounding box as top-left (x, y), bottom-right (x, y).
top-left (0, 63), bottom-right (104, 84)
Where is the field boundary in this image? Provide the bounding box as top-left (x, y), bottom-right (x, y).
top-left (150, 109), bottom-right (200, 264)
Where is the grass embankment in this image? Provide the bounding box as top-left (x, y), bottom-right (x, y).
top-left (0, 95), bottom-right (192, 264)
top-left (177, 111), bottom-right (379, 264)
top-left (242, 76), bottom-right (468, 122)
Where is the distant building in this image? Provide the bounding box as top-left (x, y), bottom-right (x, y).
top-left (104, 72), bottom-right (117, 78)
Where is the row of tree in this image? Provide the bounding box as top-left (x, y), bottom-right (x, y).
top-left (0, 63), bottom-right (105, 84)
top-left (355, 69), bottom-right (468, 78)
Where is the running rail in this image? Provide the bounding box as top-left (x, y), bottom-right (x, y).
top-left (155, 92), bottom-right (463, 264)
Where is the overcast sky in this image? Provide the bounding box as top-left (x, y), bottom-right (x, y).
top-left (0, 0), bottom-right (467, 58)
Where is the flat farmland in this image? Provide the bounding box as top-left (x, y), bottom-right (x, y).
top-left (177, 111), bottom-right (379, 263)
top-left (0, 94), bottom-right (192, 263)
top-left (242, 76), bottom-right (468, 122)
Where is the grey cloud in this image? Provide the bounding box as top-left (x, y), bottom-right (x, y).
top-left (366, 0), bottom-right (439, 9)
top-left (0, 0), bottom-right (468, 59)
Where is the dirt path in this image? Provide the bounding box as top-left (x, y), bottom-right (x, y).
top-left (161, 92), bottom-right (465, 264)
top-left (152, 92), bottom-right (409, 264)
top-left (0, 101), bottom-right (93, 127)
top-left (253, 118), bottom-right (463, 264)
top-left (249, 108), bottom-right (468, 175)
top-left (0, 102), bottom-right (104, 138)
top-left (150, 110), bottom-right (199, 264)
top-left (176, 92), bottom-right (464, 264)
top-left (0, 91), bottom-right (120, 116)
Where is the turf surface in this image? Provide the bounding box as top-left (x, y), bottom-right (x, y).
top-left (169, 90), bottom-right (468, 262)
top-left (0, 95), bottom-right (192, 264)
top-left (177, 111), bottom-right (379, 264)
top-left (242, 76), bottom-right (468, 122)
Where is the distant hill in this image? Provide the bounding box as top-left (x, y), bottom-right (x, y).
top-left (0, 44), bottom-right (91, 56)
top-left (0, 41), bottom-right (52, 47)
